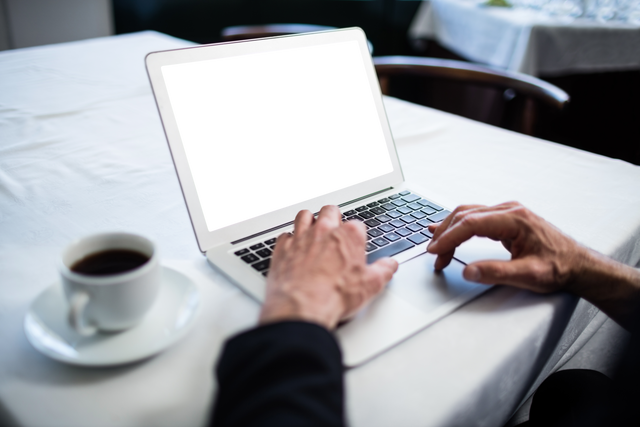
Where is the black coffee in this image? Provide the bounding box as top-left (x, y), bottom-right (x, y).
top-left (71, 249), bottom-right (150, 276)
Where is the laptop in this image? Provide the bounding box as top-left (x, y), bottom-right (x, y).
top-left (146, 27), bottom-right (493, 366)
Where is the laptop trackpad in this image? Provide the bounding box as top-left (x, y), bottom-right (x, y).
top-left (337, 252), bottom-right (491, 367)
top-left (388, 252), bottom-right (485, 310)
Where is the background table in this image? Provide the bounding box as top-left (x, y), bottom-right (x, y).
top-left (2, 31), bottom-right (640, 427)
top-left (409, 0), bottom-right (640, 76)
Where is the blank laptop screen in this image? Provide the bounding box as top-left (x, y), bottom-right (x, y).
top-left (161, 40), bottom-right (393, 232)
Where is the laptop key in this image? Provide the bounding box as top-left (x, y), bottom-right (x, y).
top-left (256, 248), bottom-right (272, 258)
top-left (367, 239), bottom-right (414, 264)
top-left (384, 232), bottom-right (401, 242)
top-left (417, 219), bottom-right (431, 228)
top-left (378, 224), bottom-right (395, 233)
top-left (389, 219), bottom-right (405, 228)
top-left (386, 210), bottom-right (402, 219)
top-left (250, 243), bottom-right (264, 250)
top-left (372, 237), bottom-right (390, 247)
top-left (377, 197), bottom-right (390, 204)
top-left (367, 202), bottom-right (379, 208)
top-left (241, 253), bottom-right (259, 264)
top-left (358, 211), bottom-right (375, 219)
top-left (365, 242), bottom-right (377, 252)
top-left (427, 210), bottom-right (451, 223)
top-left (234, 248), bottom-right (250, 256)
top-left (400, 215), bottom-right (416, 224)
top-left (343, 210), bottom-right (357, 216)
top-left (396, 228), bottom-right (412, 237)
top-left (389, 194), bottom-right (401, 200)
top-left (397, 206), bottom-right (412, 215)
top-left (421, 206), bottom-right (437, 215)
top-left (364, 219), bottom-right (381, 227)
top-left (407, 202), bottom-right (422, 210)
top-left (426, 202), bottom-right (444, 211)
top-left (367, 228), bottom-right (384, 238)
top-left (264, 238), bottom-right (277, 245)
top-left (402, 194), bottom-right (420, 203)
top-left (356, 206), bottom-right (368, 212)
top-left (411, 211), bottom-right (427, 219)
top-left (251, 259), bottom-right (270, 272)
top-left (408, 234), bottom-right (429, 245)
top-left (381, 203), bottom-right (396, 211)
top-left (375, 214), bottom-right (391, 223)
top-left (391, 199), bottom-right (406, 207)
top-left (407, 223), bottom-right (423, 232)
top-left (399, 190), bottom-right (411, 196)
top-left (370, 207), bottom-right (386, 215)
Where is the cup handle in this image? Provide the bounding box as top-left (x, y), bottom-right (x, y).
top-left (68, 292), bottom-right (98, 336)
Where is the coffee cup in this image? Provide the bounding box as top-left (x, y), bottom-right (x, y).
top-left (59, 233), bottom-right (160, 336)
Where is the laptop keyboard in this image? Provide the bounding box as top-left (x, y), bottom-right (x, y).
top-left (233, 190), bottom-right (451, 277)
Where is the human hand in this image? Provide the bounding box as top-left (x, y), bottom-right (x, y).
top-left (259, 205), bottom-right (399, 330)
top-left (426, 201), bottom-right (588, 294)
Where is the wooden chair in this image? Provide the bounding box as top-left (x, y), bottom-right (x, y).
top-left (220, 24), bottom-right (374, 54)
top-left (373, 56), bottom-right (569, 136)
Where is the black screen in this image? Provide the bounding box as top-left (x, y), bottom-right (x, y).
top-left (165, 44), bottom-right (389, 227)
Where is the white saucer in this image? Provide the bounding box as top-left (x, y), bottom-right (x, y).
top-left (24, 266), bottom-right (200, 367)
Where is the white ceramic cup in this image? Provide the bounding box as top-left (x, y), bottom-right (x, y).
top-left (59, 233), bottom-right (160, 336)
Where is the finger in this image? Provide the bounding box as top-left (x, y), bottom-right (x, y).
top-left (463, 258), bottom-right (554, 292)
top-left (369, 257), bottom-right (399, 287)
top-left (428, 205), bottom-right (523, 255)
top-left (434, 250), bottom-right (455, 271)
top-left (342, 258), bottom-right (398, 319)
top-left (293, 210), bottom-right (314, 236)
top-left (428, 223), bottom-right (441, 232)
top-left (429, 204), bottom-right (485, 245)
top-left (273, 232), bottom-right (292, 257)
top-left (315, 205), bottom-right (342, 230)
top-left (342, 219), bottom-right (367, 246)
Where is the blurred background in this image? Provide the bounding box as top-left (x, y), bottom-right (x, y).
top-left (0, 0), bottom-right (637, 165)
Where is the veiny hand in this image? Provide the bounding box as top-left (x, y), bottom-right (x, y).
top-left (426, 201), bottom-right (588, 294)
top-left (259, 205), bottom-right (399, 330)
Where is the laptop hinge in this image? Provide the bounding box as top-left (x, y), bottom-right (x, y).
top-left (231, 187), bottom-right (395, 245)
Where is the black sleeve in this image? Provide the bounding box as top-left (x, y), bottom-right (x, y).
top-left (211, 321), bottom-right (345, 427)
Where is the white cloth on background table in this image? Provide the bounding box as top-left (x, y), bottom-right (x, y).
top-left (2, 31), bottom-right (640, 427)
top-left (409, 0), bottom-right (640, 75)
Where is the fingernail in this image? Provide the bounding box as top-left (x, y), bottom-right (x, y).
top-left (464, 265), bottom-right (481, 282)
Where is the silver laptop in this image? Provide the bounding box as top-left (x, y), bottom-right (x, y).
top-left (146, 27), bottom-right (492, 366)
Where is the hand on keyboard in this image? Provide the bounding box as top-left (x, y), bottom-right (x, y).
top-left (259, 205), bottom-right (398, 330)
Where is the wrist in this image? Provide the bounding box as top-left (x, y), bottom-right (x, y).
top-left (259, 292), bottom-right (340, 330)
top-left (563, 244), bottom-right (594, 295)
top-left (564, 246), bottom-right (640, 329)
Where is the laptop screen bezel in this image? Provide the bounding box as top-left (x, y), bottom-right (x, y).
top-left (146, 27), bottom-right (404, 252)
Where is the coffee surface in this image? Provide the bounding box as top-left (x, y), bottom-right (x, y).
top-left (71, 249), bottom-right (149, 276)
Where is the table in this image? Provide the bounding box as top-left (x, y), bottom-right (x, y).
top-left (2, 31), bottom-right (640, 427)
top-left (409, 0), bottom-right (640, 76)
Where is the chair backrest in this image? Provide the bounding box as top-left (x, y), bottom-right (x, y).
top-left (220, 24), bottom-right (374, 54)
top-left (221, 24), bottom-right (338, 42)
top-left (373, 56), bottom-right (569, 135)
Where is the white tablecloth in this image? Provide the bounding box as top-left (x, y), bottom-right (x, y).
top-left (2, 31), bottom-right (640, 427)
top-left (409, 0), bottom-right (640, 75)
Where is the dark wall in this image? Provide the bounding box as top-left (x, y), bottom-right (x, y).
top-left (112, 0), bottom-right (421, 55)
